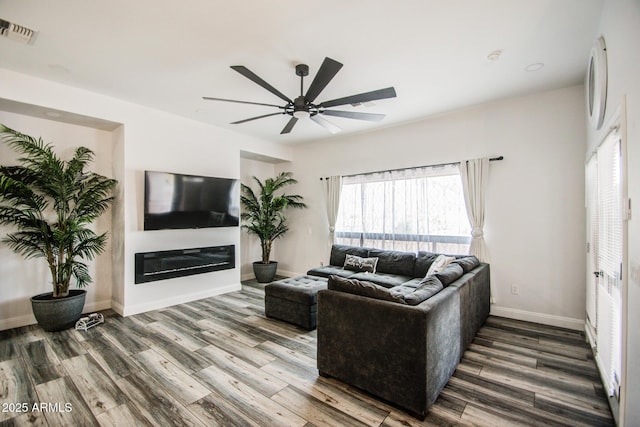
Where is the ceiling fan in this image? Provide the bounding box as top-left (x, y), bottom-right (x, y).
top-left (203, 57), bottom-right (397, 135)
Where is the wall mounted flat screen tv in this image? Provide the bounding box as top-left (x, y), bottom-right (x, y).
top-left (144, 170), bottom-right (240, 230)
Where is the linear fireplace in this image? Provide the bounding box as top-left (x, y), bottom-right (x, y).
top-left (135, 245), bottom-right (235, 284)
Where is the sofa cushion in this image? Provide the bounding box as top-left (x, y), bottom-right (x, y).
top-left (343, 254), bottom-right (379, 273)
top-left (434, 263), bottom-right (464, 286)
top-left (368, 249), bottom-right (416, 276)
top-left (403, 276), bottom-right (444, 306)
top-left (307, 265), bottom-right (355, 279)
top-left (385, 285), bottom-right (417, 298)
top-left (426, 254), bottom-right (456, 276)
top-left (453, 256), bottom-right (480, 273)
top-left (398, 277), bottom-right (423, 288)
top-left (328, 275), bottom-right (406, 304)
top-left (348, 272), bottom-right (413, 289)
top-left (413, 251), bottom-right (440, 278)
top-left (329, 244), bottom-right (370, 267)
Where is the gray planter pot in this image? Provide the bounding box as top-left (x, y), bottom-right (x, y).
top-left (30, 289), bottom-right (86, 332)
top-left (253, 261), bottom-right (278, 283)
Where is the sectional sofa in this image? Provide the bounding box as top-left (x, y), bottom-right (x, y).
top-left (308, 244), bottom-right (491, 419)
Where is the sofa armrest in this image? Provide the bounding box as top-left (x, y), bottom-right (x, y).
top-left (317, 286), bottom-right (461, 418)
top-left (448, 263), bottom-right (491, 352)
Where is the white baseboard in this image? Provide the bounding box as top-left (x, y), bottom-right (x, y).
top-left (0, 313), bottom-right (37, 331)
top-left (241, 272), bottom-right (256, 281)
top-left (0, 298), bottom-right (112, 331)
top-left (110, 300), bottom-right (124, 316)
top-left (85, 299), bottom-right (112, 314)
top-left (490, 305), bottom-right (585, 331)
top-left (121, 283), bottom-right (241, 316)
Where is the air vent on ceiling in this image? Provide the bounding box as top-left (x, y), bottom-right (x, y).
top-left (0, 18), bottom-right (38, 45)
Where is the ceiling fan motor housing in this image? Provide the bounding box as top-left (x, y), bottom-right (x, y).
top-left (293, 95), bottom-right (311, 114)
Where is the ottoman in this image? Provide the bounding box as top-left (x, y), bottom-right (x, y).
top-left (264, 275), bottom-right (329, 330)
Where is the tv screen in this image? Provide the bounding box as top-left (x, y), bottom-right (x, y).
top-left (144, 171), bottom-right (240, 230)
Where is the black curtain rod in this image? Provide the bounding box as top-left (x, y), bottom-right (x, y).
top-left (320, 156), bottom-right (503, 180)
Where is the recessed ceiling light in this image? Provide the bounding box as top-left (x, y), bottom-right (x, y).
top-left (525, 63), bottom-right (544, 72)
top-left (44, 111), bottom-right (62, 118)
top-left (486, 50), bottom-right (503, 62)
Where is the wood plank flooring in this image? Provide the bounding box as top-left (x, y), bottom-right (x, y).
top-left (0, 280), bottom-right (613, 426)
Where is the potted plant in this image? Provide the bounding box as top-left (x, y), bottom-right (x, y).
top-left (0, 125), bottom-right (117, 331)
top-left (240, 171), bottom-right (307, 283)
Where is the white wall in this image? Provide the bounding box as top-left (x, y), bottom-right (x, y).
top-left (588, 1), bottom-right (640, 424)
top-left (0, 111), bottom-right (115, 329)
top-left (120, 111), bottom-right (242, 315)
top-left (278, 85), bottom-right (587, 329)
top-left (110, 125), bottom-right (126, 310)
top-left (0, 68), bottom-right (293, 328)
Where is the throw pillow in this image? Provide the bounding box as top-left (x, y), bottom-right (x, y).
top-left (403, 276), bottom-right (444, 305)
top-left (343, 254), bottom-right (379, 273)
top-left (413, 251), bottom-right (440, 278)
top-left (328, 275), bottom-right (406, 304)
top-left (425, 254), bottom-right (455, 277)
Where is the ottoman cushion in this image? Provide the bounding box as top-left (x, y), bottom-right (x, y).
top-left (266, 275), bottom-right (328, 304)
top-left (265, 275), bottom-right (329, 330)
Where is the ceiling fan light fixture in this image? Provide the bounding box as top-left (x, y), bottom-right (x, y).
top-left (203, 57), bottom-right (397, 134)
top-left (293, 110), bottom-right (310, 119)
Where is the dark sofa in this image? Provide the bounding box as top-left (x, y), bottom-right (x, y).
top-left (309, 244), bottom-right (490, 419)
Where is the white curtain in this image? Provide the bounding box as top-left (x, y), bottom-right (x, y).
top-left (321, 176), bottom-right (342, 249)
top-left (460, 158), bottom-right (490, 262)
top-left (336, 164), bottom-right (470, 254)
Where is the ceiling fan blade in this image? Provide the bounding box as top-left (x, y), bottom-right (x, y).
top-left (304, 57), bottom-right (343, 103)
top-left (281, 117), bottom-right (298, 134)
top-left (202, 96), bottom-right (284, 109)
top-left (231, 65), bottom-right (292, 103)
top-left (321, 110), bottom-right (385, 122)
top-left (318, 87), bottom-right (397, 109)
top-left (231, 112), bottom-right (284, 125)
top-left (310, 114), bottom-right (341, 134)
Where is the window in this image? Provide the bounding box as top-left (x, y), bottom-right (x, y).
top-left (335, 164), bottom-right (470, 254)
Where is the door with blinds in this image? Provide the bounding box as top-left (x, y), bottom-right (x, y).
top-left (586, 128), bottom-right (623, 401)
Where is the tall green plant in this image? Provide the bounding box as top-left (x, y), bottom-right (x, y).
top-left (0, 124), bottom-right (117, 297)
top-left (240, 172), bottom-right (307, 264)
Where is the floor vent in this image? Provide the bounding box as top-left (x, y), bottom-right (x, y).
top-left (0, 18), bottom-right (38, 45)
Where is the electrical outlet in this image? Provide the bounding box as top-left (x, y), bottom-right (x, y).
top-left (511, 285), bottom-right (518, 295)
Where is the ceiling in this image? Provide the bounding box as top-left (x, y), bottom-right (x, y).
top-left (0, 0), bottom-right (604, 144)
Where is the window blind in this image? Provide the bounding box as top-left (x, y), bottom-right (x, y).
top-left (595, 131), bottom-right (622, 398)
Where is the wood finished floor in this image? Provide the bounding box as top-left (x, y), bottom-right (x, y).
top-left (0, 280), bottom-right (613, 426)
